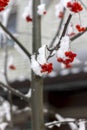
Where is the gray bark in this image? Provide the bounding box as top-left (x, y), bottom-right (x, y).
top-left (31, 0), bottom-right (45, 130)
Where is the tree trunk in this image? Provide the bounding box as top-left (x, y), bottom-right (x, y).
top-left (31, 0), bottom-right (45, 130)
top-left (31, 74), bottom-right (44, 130)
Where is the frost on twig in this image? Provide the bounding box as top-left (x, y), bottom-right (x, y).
top-left (45, 113), bottom-right (86, 130)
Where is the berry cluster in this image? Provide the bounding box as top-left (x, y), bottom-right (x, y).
top-left (76, 24), bottom-right (86, 32)
top-left (67, 1), bottom-right (83, 13)
top-left (0, 0), bottom-right (10, 11)
top-left (57, 51), bottom-right (77, 68)
top-left (40, 63), bottom-right (53, 73)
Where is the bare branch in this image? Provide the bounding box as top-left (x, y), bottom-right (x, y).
top-left (0, 22), bottom-right (31, 59)
top-left (49, 8), bottom-right (66, 48)
top-left (56, 14), bottom-right (72, 49)
top-left (47, 14), bottom-right (72, 60)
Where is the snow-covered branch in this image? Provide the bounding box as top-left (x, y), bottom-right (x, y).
top-left (0, 82), bottom-right (29, 102)
top-left (45, 113), bottom-right (86, 130)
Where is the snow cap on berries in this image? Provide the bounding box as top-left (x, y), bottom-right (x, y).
top-left (56, 36), bottom-right (70, 58)
top-left (55, 3), bottom-right (64, 18)
top-left (56, 49), bottom-right (65, 59)
top-left (31, 45), bottom-right (48, 76)
top-left (55, 0), bottom-right (71, 17)
top-left (22, 0), bottom-right (32, 22)
top-left (37, 4), bottom-right (46, 15)
top-left (31, 45), bottom-right (53, 76)
top-left (8, 56), bottom-right (16, 70)
top-left (37, 45), bottom-right (47, 64)
top-left (31, 55), bottom-right (42, 76)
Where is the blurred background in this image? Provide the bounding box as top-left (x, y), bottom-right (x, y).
top-left (0, 0), bottom-right (87, 130)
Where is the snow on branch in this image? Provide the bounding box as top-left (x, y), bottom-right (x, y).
top-left (45, 113), bottom-right (86, 130)
top-left (0, 82), bottom-right (29, 102)
top-left (45, 119), bottom-right (86, 129)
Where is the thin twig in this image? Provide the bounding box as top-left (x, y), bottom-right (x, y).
top-left (47, 14), bottom-right (72, 60)
top-left (0, 22), bottom-right (31, 59)
top-left (56, 14), bottom-right (72, 49)
top-left (49, 8), bottom-right (66, 48)
top-left (70, 27), bottom-right (87, 41)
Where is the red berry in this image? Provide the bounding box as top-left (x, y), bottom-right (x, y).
top-left (65, 52), bottom-right (69, 56)
top-left (72, 53), bottom-right (77, 57)
top-left (67, 2), bottom-right (72, 8)
top-left (58, 12), bottom-right (64, 18)
top-left (41, 63), bottom-right (53, 73)
top-left (65, 64), bottom-right (72, 68)
top-left (26, 16), bottom-right (32, 22)
top-left (76, 24), bottom-right (86, 32)
top-left (57, 58), bottom-right (63, 62)
top-left (9, 65), bottom-right (16, 70)
top-left (43, 11), bottom-right (47, 15)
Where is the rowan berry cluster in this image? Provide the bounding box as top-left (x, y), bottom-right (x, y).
top-left (0, 0), bottom-right (10, 11)
top-left (40, 63), bottom-right (53, 73)
top-left (57, 51), bottom-right (77, 68)
top-left (67, 1), bottom-right (83, 13)
top-left (76, 25), bottom-right (86, 32)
